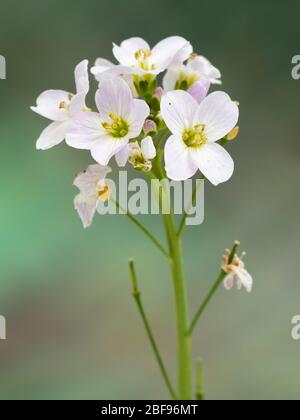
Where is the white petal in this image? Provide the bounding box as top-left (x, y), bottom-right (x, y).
top-left (91, 58), bottom-right (115, 75)
top-left (115, 145), bottom-right (131, 167)
top-left (161, 90), bottom-right (198, 134)
top-left (194, 91), bottom-right (239, 142)
top-left (95, 78), bottom-right (132, 119)
top-left (66, 112), bottom-right (103, 150)
top-left (152, 37), bottom-right (192, 70)
top-left (74, 193), bottom-right (97, 228)
top-left (191, 143), bottom-right (234, 186)
top-left (69, 92), bottom-right (87, 116)
top-left (74, 164), bottom-right (111, 193)
top-left (163, 68), bottom-right (180, 91)
top-left (31, 90), bottom-right (70, 121)
top-left (113, 37), bottom-right (150, 66)
top-left (188, 80), bottom-right (210, 104)
top-left (75, 60), bottom-right (89, 94)
top-left (127, 99), bottom-right (150, 138)
top-left (141, 136), bottom-right (156, 159)
top-left (36, 120), bottom-right (70, 150)
top-left (164, 135), bottom-right (198, 181)
top-left (224, 273), bottom-right (234, 290)
top-left (91, 137), bottom-right (128, 165)
top-left (236, 268), bottom-right (253, 293)
top-left (188, 56), bottom-right (221, 84)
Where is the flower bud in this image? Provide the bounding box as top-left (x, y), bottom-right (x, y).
top-left (226, 126), bottom-right (239, 141)
top-left (143, 119), bottom-right (157, 134)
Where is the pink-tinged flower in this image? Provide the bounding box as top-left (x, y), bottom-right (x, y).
top-left (115, 136), bottom-right (157, 172)
top-left (111, 36), bottom-right (192, 75)
top-left (66, 78), bottom-right (150, 165)
top-left (222, 249), bottom-right (253, 293)
top-left (161, 90), bottom-right (239, 185)
top-left (31, 60), bottom-right (89, 150)
top-left (163, 55), bottom-right (221, 103)
top-left (73, 164), bottom-right (111, 228)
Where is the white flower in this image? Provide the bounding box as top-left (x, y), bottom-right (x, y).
top-left (31, 60), bottom-right (89, 150)
top-left (222, 250), bottom-right (253, 293)
top-left (73, 164), bottom-right (111, 228)
top-left (111, 36), bottom-right (192, 75)
top-left (115, 136), bottom-right (157, 172)
top-left (66, 78), bottom-right (150, 165)
top-left (164, 55), bottom-right (221, 89)
top-left (160, 90), bottom-right (239, 185)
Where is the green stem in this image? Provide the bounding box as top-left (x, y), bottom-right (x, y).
top-left (129, 259), bottom-right (177, 400)
top-left (188, 241), bottom-right (240, 336)
top-left (150, 165), bottom-right (192, 399)
top-left (177, 175), bottom-right (205, 238)
top-left (195, 358), bottom-right (205, 400)
top-left (113, 199), bottom-right (170, 260)
top-left (164, 213), bottom-right (193, 399)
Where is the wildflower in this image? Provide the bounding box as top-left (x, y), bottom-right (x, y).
top-left (222, 247), bottom-right (253, 293)
top-left (160, 90), bottom-right (239, 184)
top-left (112, 36), bottom-right (192, 75)
top-left (73, 164), bottom-right (111, 228)
top-left (31, 60), bottom-right (89, 150)
top-left (116, 137), bottom-right (156, 172)
top-left (67, 78), bottom-right (150, 165)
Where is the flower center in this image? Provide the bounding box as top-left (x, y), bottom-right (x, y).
top-left (59, 93), bottom-right (74, 111)
top-left (175, 72), bottom-right (199, 90)
top-left (182, 124), bottom-right (207, 148)
top-left (134, 49), bottom-right (156, 71)
top-left (102, 113), bottom-right (129, 138)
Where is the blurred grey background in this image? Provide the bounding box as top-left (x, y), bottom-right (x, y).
top-left (0, 0), bottom-right (299, 400)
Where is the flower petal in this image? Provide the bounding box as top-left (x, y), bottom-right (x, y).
top-left (66, 112), bottom-right (103, 150)
top-left (115, 145), bottom-right (131, 167)
top-left (224, 273), bottom-right (234, 290)
top-left (75, 60), bottom-right (89, 94)
top-left (36, 120), bottom-right (70, 150)
top-left (91, 137), bottom-right (128, 166)
top-left (31, 90), bottom-right (70, 121)
top-left (162, 68), bottom-right (180, 91)
top-left (188, 56), bottom-right (221, 84)
top-left (113, 37), bottom-right (150, 66)
top-left (194, 91), bottom-right (239, 142)
top-left (141, 136), bottom-right (156, 159)
top-left (164, 135), bottom-right (198, 181)
top-left (188, 80), bottom-right (210, 104)
top-left (127, 99), bottom-right (150, 137)
top-left (191, 143), bottom-right (234, 186)
top-left (161, 90), bottom-right (198, 134)
top-left (74, 164), bottom-right (111, 194)
top-left (95, 78), bottom-right (132, 119)
top-left (235, 268), bottom-right (253, 293)
top-left (152, 36), bottom-right (192, 69)
top-left (74, 193), bottom-right (97, 228)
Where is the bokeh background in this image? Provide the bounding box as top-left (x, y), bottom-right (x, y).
top-left (0, 0), bottom-right (299, 400)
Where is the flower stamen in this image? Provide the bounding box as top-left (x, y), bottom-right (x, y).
top-left (182, 124), bottom-right (207, 148)
top-left (102, 113), bottom-right (129, 138)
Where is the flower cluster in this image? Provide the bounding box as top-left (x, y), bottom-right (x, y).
top-left (32, 36), bottom-right (240, 227)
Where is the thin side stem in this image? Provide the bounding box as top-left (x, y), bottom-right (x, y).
top-left (188, 241), bottom-right (240, 336)
top-left (195, 358), bottom-right (205, 400)
top-left (129, 259), bottom-right (177, 400)
top-left (113, 199), bottom-right (170, 260)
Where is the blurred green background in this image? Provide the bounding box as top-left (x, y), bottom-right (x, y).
top-left (0, 0), bottom-right (300, 400)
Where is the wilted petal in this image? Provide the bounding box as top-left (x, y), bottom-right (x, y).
top-left (161, 90), bottom-right (198, 135)
top-left (191, 143), bottom-right (234, 186)
top-left (165, 135), bottom-right (198, 181)
top-left (194, 91), bottom-right (239, 142)
top-left (224, 273), bottom-right (235, 291)
top-left (36, 120), bottom-right (70, 150)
